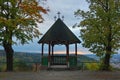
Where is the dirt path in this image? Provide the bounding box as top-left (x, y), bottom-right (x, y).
top-left (0, 70), bottom-right (120, 80)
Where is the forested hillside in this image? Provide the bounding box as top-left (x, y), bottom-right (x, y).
top-left (0, 50), bottom-right (97, 63)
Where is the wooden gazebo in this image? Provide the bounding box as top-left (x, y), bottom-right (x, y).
top-left (38, 18), bottom-right (81, 68)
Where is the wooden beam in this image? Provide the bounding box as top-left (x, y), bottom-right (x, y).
top-left (66, 44), bottom-right (69, 68)
top-left (51, 45), bottom-right (54, 65)
top-left (41, 43), bottom-right (44, 56)
top-left (52, 45), bottom-right (54, 56)
top-left (41, 43), bottom-right (44, 66)
top-left (75, 43), bottom-right (77, 56)
top-left (75, 43), bottom-right (77, 66)
top-left (48, 43), bottom-right (51, 67)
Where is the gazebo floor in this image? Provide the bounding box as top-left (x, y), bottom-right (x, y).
top-left (51, 65), bottom-right (67, 68)
top-left (49, 65), bottom-right (68, 70)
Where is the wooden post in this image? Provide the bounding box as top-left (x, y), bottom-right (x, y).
top-left (52, 45), bottom-right (54, 56)
top-left (48, 42), bottom-right (51, 68)
top-left (75, 43), bottom-right (77, 56)
top-left (41, 43), bottom-right (44, 65)
top-left (41, 43), bottom-right (44, 56)
top-left (51, 45), bottom-right (54, 65)
top-left (75, 43), bottom-right (77, 66)
top-left (66, 44), bottom-right (69, 68)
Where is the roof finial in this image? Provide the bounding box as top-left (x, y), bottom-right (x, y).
top-left (54, 12), bottom-right (64, 21)
top-left (54, 16), bottom-right (57, 21)
top-left (62, 16), bottom-right (64, 21)
top-left (57, 11), bottom-right (61, 18)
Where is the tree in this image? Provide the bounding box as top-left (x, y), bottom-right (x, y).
top-left (0, 0), bottom-right (47, 71)
top-left (75, 0), bottom-right (120, 70)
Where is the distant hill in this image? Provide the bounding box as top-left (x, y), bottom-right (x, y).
top-left (85, 54), bottom-right (100, 61)
top-left (0, 50), bottom-right (41, 63)
top-left (0, 50), bottom-right (6, 56)
top-left (85, 54), bottom-right (120, 62)
top-left (77, 55), bottom-right (97, 63)
top-left (14, 52), bottom-right (41, 63)
top-left (111, 54), bottom-right (120, 62)
top-left (3, 50), bottom-right (119, 63)
top-left (0, 50), bottom-right (97, 63)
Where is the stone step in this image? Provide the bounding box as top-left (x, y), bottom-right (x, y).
top-left (48, 65), bottom-right (69, 71)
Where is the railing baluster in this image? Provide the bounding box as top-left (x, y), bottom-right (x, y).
top-left (50, 55), bottom-right (66, 65)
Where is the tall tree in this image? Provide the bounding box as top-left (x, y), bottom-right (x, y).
top-left (0, 0), bottom-right (47, 71)
top-left (75, 0), bottom-right (120, 70)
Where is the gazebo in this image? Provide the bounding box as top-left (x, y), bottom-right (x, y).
top-left (38, 17), bottom-right (81, 69)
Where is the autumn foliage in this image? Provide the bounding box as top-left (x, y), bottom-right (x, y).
top-left (19, 0), bottom-right (47, 22)
top-left (0, 0), bottom-right (48, 71)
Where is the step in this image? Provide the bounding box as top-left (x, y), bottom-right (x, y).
top-left (48, 65), bottom-right (69, 71)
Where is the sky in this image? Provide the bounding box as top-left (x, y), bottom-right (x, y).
top-left (0, 0), bottom-right (119, 54)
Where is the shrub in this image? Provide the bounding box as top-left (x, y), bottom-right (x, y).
top-left (99, 63), bottom-right (113, 71)
top-left (85, 63), bottom-right (99, 71)
top-left (77, 63), bottom-right (83, 70)
top-left (14, 61), bottom-right (32, 71)
top-left (0, 63), bottom-right (6, 72)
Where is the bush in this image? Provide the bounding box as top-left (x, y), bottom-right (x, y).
top-left (14, 61), bottom-right (32, 71)
top-left (77, 63), bottom-right (83, 70)
top-left (0, 63), bottom-right (6, 72)
top-left (99, 63), bottom-right (113, 71)
top-left (85, 63), bottom-right (99, 71)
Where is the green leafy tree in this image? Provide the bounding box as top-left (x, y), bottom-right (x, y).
top-left (0, 0), bottom-right (47, 71)
top-left (75, 0), bottom-right (120, 70)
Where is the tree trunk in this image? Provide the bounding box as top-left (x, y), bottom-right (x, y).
top-left (3, 42), bottom-right (14, 71)
top-left (102, 53), bottom-right (111, 70)
top-left (101, 46), bottom-right (111, 71)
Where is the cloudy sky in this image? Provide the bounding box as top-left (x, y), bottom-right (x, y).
top-left (0, 0), bottom-right (119, 54)
top-left (15, 0), bottom-right (90, 54)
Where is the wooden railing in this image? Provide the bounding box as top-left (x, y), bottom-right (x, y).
top-left (50, 56), bottom-right (67, 65)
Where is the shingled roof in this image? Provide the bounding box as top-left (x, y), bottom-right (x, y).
top-left (38, 18), bottom-right (81, 45)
